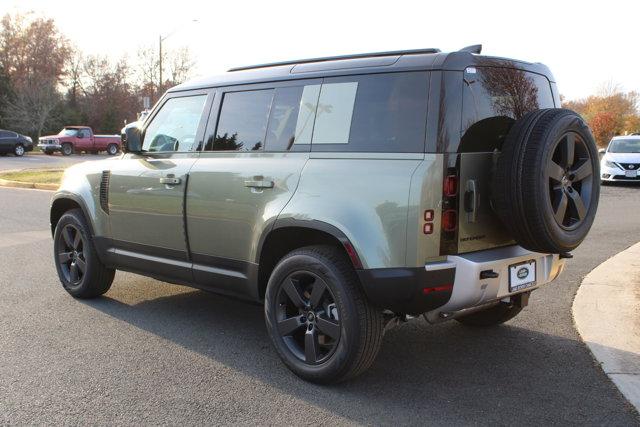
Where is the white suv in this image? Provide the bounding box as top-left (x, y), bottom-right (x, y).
top-left (600, 135), bottom-right (640, 182)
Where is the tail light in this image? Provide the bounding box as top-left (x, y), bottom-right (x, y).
top-left (442, 209), bottom-right (457, 232)
top-left (443, 175), bottom-right (458, 197)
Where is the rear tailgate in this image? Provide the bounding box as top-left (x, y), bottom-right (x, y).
top-left (457, 152), bottom-right (512, 253)
top-left (454, 65), bottom-right (557, 254)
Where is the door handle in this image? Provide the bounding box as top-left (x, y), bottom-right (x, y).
top-left (464, 179), bottom-right (479, 223)
top-left (160, 176), bottom-right (181, 185)
top-left (244, 179), bottom-right (274, 189)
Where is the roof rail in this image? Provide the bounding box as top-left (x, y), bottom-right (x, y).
top-left (228, 48), bottom-right (442, 72)
top-left (458, 44), bottom-right (482, 54)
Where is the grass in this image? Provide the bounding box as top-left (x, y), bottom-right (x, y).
top-left (0, 169), bottom-right (64, 184)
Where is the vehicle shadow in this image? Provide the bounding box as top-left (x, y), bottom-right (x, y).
top-left (81, 277), bottom-right (637, 425)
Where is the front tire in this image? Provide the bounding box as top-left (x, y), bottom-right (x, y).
top-left (53, 209), bottom-right (115, 298)
top-left (265, 245), bottom-right (384, 383)
top-left (61, 143), bottom-right (73, 156)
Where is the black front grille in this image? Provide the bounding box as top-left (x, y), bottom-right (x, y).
top-left (618, 163), bottom-right (640, 170)
top-left (99, 170), bottom-right (110, 213)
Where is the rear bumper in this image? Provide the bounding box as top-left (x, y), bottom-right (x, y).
top-left (357, 245), bottom-right (565, 317)
top-left (423, 245), bottom-right (565, 322)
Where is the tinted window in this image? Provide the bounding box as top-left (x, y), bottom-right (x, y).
top-left (143, 95), bottom-right (206, 152)
top-left (609, 138), bottom-right (640, 153)
top-left (207, 89), bottom-right (273, 151)
top-left (0, 131), bottom-right (13, 138)
top-left (264, 85), bottom-right (320, 151)
top-left (311, 72), bottom-right (429, 152)
top-left (460, 66), bottom-right (554, 152)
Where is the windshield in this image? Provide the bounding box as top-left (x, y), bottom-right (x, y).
top-left (609, 138), bottom-right (640, 153)
top-left (58, 128), bottom-right (79, 137)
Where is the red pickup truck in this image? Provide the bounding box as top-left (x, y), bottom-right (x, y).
top-left (38, 126), bottom-right (121, 156)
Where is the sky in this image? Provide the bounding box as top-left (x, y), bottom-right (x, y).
top-left (2, 0), bottom-right (639, 101)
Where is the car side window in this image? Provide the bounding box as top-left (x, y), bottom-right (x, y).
top-left (264, 85), bottom-right (320, 151)
top-left (0, 131), bottom-right (11, 138)
top-left (311, 72), bottom-right (429, 152)
top-left (143, 95), bottom-right (207, 152)
top-left (206, 89), bottom-right (274, 151)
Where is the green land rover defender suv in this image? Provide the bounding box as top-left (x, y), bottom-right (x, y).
top-left (49, 45), bottom-right (600, 383)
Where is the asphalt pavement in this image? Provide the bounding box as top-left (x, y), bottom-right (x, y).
top-left (1, 184), bottom-right (639, 425)
top-left (0, 152), bottom-right (112, 171)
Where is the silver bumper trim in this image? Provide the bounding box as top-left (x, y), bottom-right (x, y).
top-left (424, 245), bottom-right (565, 323)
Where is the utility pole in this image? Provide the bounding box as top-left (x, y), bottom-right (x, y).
top-left (158, 34), bottom-right (163, 95)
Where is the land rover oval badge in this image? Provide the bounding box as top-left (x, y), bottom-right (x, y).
top-left (517, 267), bottom-right (529, 279)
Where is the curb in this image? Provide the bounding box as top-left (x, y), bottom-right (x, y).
top-left (573, 242), bottom-right (640, 414)
top-left (0, 178), bottom-right (57, 191)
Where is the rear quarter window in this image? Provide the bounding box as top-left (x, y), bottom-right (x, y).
top-left (460, 67), bottom-right (555, 152)
top-left (311, 72), bottom-right (429, 153)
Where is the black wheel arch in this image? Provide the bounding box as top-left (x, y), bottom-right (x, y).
top-left (256, 219), bottom-right (363, 300)
top-left (50, 194), bottom-right (96, 238)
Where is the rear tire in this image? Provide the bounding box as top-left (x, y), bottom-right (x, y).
top-left (106, 144), bottom-right (118, 155)
top-left (456, 303), bottom-right (523, 327)
top-left (264, 245), bottom-right (384, 383)
top-left (14, 144), bottom-right (24, 156)
top-left (53, 209), bottom-right (115, 298)
top-left (61, 143), bottom-right (73, 156)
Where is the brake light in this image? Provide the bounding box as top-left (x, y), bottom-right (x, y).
top-left (444, 175), bottom-right (458, 197)
top-left (442, 209), bottom-right (457, 232)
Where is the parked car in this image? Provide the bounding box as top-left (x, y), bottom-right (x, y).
top-left (49, 46), bottom-right (600, 383)
top-left (38, 126), bottom-right (121, 156)
top-left (600, 135), bottom-right (640, 183)
top-left (0, 129), bottom-right (33, 156)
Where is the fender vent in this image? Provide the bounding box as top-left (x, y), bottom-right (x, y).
top-left (99, 170), bottom-right (110, 214)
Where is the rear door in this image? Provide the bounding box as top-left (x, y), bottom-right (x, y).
top-left (455, 66), bottom-right (556, 253)
top-left (0, 130), bottom-right (16, 152)
top-left (108, 90), bottom-right (212, 281)
top-left (186, 79), bottom-right (320, 297)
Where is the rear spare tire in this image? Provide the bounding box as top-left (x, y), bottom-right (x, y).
top-left (493, 109), bottom-right (600, 254)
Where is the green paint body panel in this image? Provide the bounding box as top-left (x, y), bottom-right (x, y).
top-left (53, 150), bottom-right (446, 273)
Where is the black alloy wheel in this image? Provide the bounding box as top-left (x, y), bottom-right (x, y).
top-left (276, 271), bottom-right (341, 364)
top-left (547, 131), bottom-right (595, 230)
top-left (53, 209), bottom-right (115, 298)
top-left (57, 224), bottom-right (87, 285)
top-left (265, 245), bottom-right (384, 383)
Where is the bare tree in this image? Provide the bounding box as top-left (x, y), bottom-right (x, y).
top-left (168, 46), bottom-right (194, 85)
top-left (0, 13), bottom-right (70, 138)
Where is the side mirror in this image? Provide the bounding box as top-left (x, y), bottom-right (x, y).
top-left (123, 124), bottom-right (143, 153)
top-left (598, 148), bottom-right (605, 154)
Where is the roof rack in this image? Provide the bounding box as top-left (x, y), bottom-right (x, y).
top-left (228, 48), bottom-right (442, 72)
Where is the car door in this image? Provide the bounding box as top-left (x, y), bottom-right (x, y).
top-left (0, 130), bottom-right (14, 153)
top-left (186, 79), bottom-right (321, 298)
top-left (108, 89), bottom-right (213, 282)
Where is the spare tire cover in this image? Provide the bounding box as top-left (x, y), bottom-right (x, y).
top-left (492, 108), bottom-right (600, 254)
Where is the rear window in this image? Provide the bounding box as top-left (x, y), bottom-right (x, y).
top-left (311, 72), bottom-right (428, 152)
top-left (460, 67), bottom-right (555, 152)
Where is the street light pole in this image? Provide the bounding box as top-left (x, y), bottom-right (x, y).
top-left (158, 19), bottom-right (198, 97)
top-left (158, 34), bottom-right (163, 95)
top-left (158, 35), bottom-right (162, 96)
